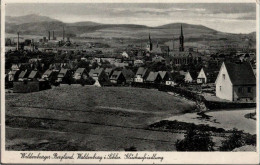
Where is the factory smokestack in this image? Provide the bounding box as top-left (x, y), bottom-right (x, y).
top-left (16, 32), bottom-right (19, 50)
top-left (48, 31), bottom-right (51, 40)
top-left (53, 31), bottom-right (55, 40)
top-left (31, 39), bottom-right (34, 52)
top-left (63, 26), bottom-right (65, 41)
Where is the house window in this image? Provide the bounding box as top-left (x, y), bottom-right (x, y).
top-left (238, 87), bottom-right (243, 93)
top-left (222, 74), bottom-right (225, 80)
top-left (219, 86), bottom-right (221, 91)
top-left (248, 87), bottom-right (252, 93)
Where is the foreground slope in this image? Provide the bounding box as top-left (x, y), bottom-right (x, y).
top-left (6, 86), bottom-right (196, 151)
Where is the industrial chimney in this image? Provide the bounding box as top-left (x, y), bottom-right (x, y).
top-left (63, 26), bottom-right (65, 41)
top-left (31, 39), bottom-right (34, 52)
top-left (48, 31), bottom-right (51, 40)
top-left (53, 31), bottom-right (55, 40)
top-left (16, 32), bottom-right (20, 50)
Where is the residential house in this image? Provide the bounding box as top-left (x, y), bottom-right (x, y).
top-left (73, 68), bottom-right (88, 81)
top-left (11, 64), bottom-right (20, 71)
top-left (18, 70), bottom-right (30, 81)
top-left (134, 67), bottom-right (149, 83)
top-left (197, 68), bottom-right (208, 84)
top-left (122, 68), bottom-right (135, 84)
top-left (105, 68), bottom-right (114, 77)
top-left (134, 60), bottom-right (144, 67)
top-left (197, 68), bottom-right (219, 84)
top-left (57, 68), bottom-right (72, 84)
top-left (184, 71), bottom-right (197, 83)
top-left (152, 55), bottom-right (165, 63)
top-left (215, 62), bottom-right (256, 101)
top-left (146, 71), bottom-right (162, 83)
top-left (159, 71), bottom-right (175, 86)
top-left (110, 71), bottom-right (126, 84)
top-left (114, 62), bottom-right (129, 67)
top-left (8, 70), bottom-right (20, 82)
top-left (42, 69), bottom-right (58, 83)
top-left (89, 68), bottom-right (110, 86)
top-left (122, 51), bottom-right (129, 58)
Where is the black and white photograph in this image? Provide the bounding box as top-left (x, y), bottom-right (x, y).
top-left (1, 0), bottom-right (259, 164)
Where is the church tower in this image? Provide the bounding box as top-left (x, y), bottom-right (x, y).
top-left (146, 33), bottom-right (153, 52)
top-left (179, 24), bottom-right (184, 52)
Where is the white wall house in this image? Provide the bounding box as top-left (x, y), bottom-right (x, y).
top-left (166, 80), bottom-right (176, 86)
top-left (134, 75), bottom-right (144, 83)
top-left (134, 67), bottom-right (148, 83)
top-left (122, 51), bottom-right (129, 58)
top-left (197, 68), bottom-right (207, 84)
top-left (215, 62), bottom-right (256, 102)
top-left (184, 72), bottom-right (193, 83)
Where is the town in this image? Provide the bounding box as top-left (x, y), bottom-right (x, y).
top-left (5, 25), bottom-right (256, 104)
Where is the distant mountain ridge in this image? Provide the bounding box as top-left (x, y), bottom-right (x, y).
top-left (6, 14), bottom-right (60, 25)
top-left (5, 14), bottom-right (256, 42)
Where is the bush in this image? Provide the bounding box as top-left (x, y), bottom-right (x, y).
top-left (219, 128), bottom-right (244, 151)
top-left (124, 146), bottom-right (137, 151)
top-left (175, 125), bottom-right (215, 151)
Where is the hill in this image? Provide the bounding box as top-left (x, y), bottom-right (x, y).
top-left (6, 86), bottom-right (195, 151)
top-left (5, 14), bottom-right (256, 46)
top-left (6, 14), bottom-right (60, 25)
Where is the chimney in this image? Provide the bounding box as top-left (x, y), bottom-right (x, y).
top-left (53, 31), bottom-right (55, 40)
top-left (63, 26), bottom-right (65, 41)
top-left (31, 39), bottom-right (34, 52)
top-left (48, 31), bottom-right (51, 40)
top-left (16, 32), bottom-right (19, 50)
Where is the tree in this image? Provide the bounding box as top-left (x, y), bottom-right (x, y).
top-left (77, 61), bottom-right (90, 71)
top-left (219, 128), bottom-right (244, 151)
top-left (91, 62), bottom-right (99, 69)
top-left (176, 125), bottom-right (215, 151)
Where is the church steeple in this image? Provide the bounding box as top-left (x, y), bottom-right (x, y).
top-left (179, 24), bottom-right (184, 52)
top-left (146, 32), bottom-right (153, 52)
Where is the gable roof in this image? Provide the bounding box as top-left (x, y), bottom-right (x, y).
top-left (224, 62), bottom-right (256, 85)
top-left (9, 70), bottom-right (19, 75)
top-left (110, 71), bottom-right (123, 80)
top-left (59, 68), bottom-right (68, 75)
top-left (18, 70), bottom-right (29, 78)
top-left (136, 67), bottom-right (147, 77)
top-left (89, 68), bottom-right (104, 77)
top-left (122, 68), bottom-right (135, 79)
top-left (146, 71), bottom-right (160, 82)
top-left (179, 70), bottom-right (187, 76)
top-left (75, 68), bottom-right (86, 74)
top-left (188, 71), bottom-right (198, 80)
top-left (158, 71), bottom-right (167, 79)
top-left (105, 68), bottom-right (113, 75)
top-left (152, 55), bottom-right (165, 62)
top-left (28, 70), bottom-right (39, 79)
top-left (43, 69), bottom-right (53, 76)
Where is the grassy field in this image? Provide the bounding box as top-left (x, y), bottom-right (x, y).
top-left (6, 85), bottom-right (196, 151)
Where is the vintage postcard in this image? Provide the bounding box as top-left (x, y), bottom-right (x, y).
top-left (1, 0), bottom-right (259, 164)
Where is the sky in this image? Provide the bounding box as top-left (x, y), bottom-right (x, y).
top-left (5, 3), bottom-right (256, 33)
